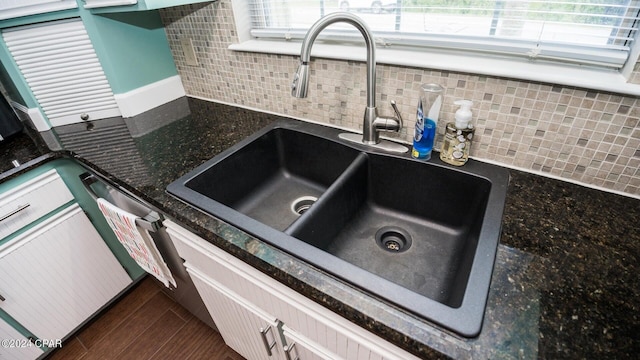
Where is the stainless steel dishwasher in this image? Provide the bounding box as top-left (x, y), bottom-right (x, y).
top-left (79, 171), bottom-right (216, 329)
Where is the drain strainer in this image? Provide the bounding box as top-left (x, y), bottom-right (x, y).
top-left (375, 226), bottom-right (412, 253)
top-left (291, 196), bottom-right (317, 215)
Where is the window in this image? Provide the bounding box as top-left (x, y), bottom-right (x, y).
top-left (246, 0), bottom-right (640, 71)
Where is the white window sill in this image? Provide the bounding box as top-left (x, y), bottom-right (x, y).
top-left (229, 39), bottom-right (640, 97)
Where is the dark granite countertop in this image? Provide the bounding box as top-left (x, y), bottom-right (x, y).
top-left (0, 125), bottom-right (49, 180)
top-left (1, 98), bottom-right (638, 359)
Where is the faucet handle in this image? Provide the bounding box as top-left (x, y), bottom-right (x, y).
top-left (390, 100), bottom-right (403, 130)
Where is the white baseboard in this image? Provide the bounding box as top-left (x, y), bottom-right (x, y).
top-left (114, 76), bottom-right (186, 118)
top-left (10, 101), bottom-right (50, 132)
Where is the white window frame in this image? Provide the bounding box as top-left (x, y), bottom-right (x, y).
top-left (229, 0), bottom-right (640, 96)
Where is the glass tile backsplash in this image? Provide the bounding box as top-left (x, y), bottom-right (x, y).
top-left (159, 1), bottom-right (640, 197)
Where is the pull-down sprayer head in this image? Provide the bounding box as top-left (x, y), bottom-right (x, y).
top-left (291, 62), bottom-right (310, 98)
top-left (290, 12), bottom-right (375, 104)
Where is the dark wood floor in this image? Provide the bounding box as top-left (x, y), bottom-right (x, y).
top-left (47, 277), bottom-right (244, 360)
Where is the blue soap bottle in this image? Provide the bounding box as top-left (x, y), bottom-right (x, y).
top-left (412, 84), bottom-right (444, 160)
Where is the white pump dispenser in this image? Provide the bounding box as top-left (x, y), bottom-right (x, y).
top-left (454, 100), bottom-right (473, 129)
top-left (440, 100), bottom-right (475, 166)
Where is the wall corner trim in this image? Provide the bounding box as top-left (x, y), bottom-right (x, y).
top-left (114, 75), bottom-right (186, 118)
top-left (10, 101), bottom-right (50, 132)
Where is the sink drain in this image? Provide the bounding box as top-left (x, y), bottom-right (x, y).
top-left (291, 196), bottom-right (317, 215)
top-left (375, 226), bottom-right (412, 253)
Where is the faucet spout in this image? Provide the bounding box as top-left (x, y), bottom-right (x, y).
top-left (291, 12), bottom-right (407, 153)
top-left (292, 12), bottom-right (376, 108)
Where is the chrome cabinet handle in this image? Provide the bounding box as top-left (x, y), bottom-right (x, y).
top-left (0, 204), bottom-right (30, 222)
top-left (284, 343), bottom-right (299, 360)
top-left (259, 326), bottom-right (277, 356)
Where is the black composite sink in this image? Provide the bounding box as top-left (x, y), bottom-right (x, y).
top-left (183, 128), bottom-right (359, 231)
top-left (167, 119), bottom-right (509, 337)
top-left (288, 153), bottom-right (491, 309)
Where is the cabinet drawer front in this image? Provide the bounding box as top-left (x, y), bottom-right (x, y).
top-left (0, 169), bottom-right (74, 239)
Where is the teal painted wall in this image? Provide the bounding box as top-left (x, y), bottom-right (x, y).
top-left (81, 9), bottom-right (178, 94)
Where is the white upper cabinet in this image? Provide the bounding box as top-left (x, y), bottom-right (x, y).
top-left (1, 18), bottom-right (122, 126)
top-left (83, 0), bottom-right (215, 12)
top-left (0, 0), bottom-right (78, 20)
top-left (83, 0), bottom-right (137, 9)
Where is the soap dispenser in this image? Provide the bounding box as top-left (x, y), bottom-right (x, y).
top-left (412, 83), bottom-right (444, 161)
top-left (440, 100), bottom-right (474, 166)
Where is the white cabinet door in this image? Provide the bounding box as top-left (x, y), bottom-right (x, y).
top-left (1, 18), bottom-right (121, 126)
top-left (0, 204), bottom-right (132, 341)
top-left (166, 220), bottom-right (420, 360)
top-left (0, 318), bottom-right (43, 360)
top-left (186, 265), bottom-right (285, 360)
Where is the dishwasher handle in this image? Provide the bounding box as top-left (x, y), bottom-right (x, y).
top-left (79, 172), bottom-right (163, 232)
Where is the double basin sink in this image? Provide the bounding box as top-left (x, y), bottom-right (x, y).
top-left (167, 119), bottom-right (509, 337)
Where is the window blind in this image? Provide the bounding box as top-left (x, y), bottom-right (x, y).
top-left (248, 0), bottom-right (640, 69)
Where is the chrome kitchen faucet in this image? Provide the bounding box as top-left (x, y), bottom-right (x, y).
top-left (291, 12), bottom-right (408, 153)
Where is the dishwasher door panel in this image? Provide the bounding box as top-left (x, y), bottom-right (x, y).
top-left (80, 171), bottom-right (216, 329)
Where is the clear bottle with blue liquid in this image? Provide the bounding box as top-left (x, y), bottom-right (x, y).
top-left (412, 83), bottom-right (444, 160)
